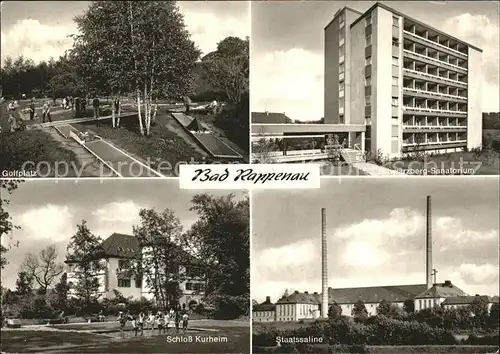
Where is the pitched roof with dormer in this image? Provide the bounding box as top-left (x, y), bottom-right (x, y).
top-left (415, 281), bottom-right (467, 299)
top-left (328, 284), bottom-right (427, 304)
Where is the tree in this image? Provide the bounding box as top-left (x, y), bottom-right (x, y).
top-left (21, 245), bottom-right (64, 294)
top-left (352, 300), bottom-right (368, 321)
top-left (377, 299), bottom-right (392, 316)
top-left (201, 36), bottom-right (249, 105)
top-left (252, 138), bottom-right (277, 163)
top-left (15, 271), bottom-right (34, 296)
top-left (403, 299), bottom-right (415, 314)
top-left (132, 208), bottom-right (185, 311)
top-left (468, 296), bottom-right (489, 326)
top-left (489, 301), bottom-right (499, 328)
top-left (52, 272), bottom-right (71, 311)
top-left (328, 301), bottom-right (342, 320)
top-left (72, 1), bottom-right (201, 136)
top-left (184, 193), bottom-right (249, 319)
top-left (1, 180), bottom-right (22, 270)
top-left (66, 221), bottom-right (105, 309)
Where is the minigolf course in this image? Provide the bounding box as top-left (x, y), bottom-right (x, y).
top-left (54, 123), bottom-right (164, 178)
top-left (171, 112), bottom-right (242, 159)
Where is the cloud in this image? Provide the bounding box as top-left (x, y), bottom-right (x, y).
top-left (92, 201), bottom-right (143, 223)
top-left (451, 263), bottom-right (499, 286)
top-left (436, 216), bottom-right (498, 250)
top-left (443, 14), bottom-right (499, 111)
top-left (1, 19), bottom-right (76, 64)
top-left (251, 48), bottom-right (324, 121)
top-left (251, 13), bottom-right (499, 120)
top-left (17, 204), bottom-right (74, 243)
top-left (252, 209), bottom-right (499, 302)
top-left (182, 10), bottom-right (249, 56)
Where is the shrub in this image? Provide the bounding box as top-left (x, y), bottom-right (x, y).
top-left (209, 294), bottom-right (249, 320)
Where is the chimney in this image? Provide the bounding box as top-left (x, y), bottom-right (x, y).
top-left (314, 292), bottom-right (318, 295)
top-left (444, 280), bottom-right (452, 287)
top-left (265, 111), bottom-right (269, 116)
top-left (294, 290), bottom-right (299, 294)
top-left (321, 208), bottom-right (328, 318)
top-left (266, 296), bottom-right (271, 303)
top-left (305, 291), bottom-right (308, 294)
top-left (426, 196), bottom-right (433, 290)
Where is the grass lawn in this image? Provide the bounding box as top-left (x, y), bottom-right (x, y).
top-left (252, 344), bottom-right (499, 354)
top-left (0, 129), bottom-right (82, 177)
top-left (388, 151), bottom-right (499, 175)
top-left (1, 323), bottom-right (250, 353)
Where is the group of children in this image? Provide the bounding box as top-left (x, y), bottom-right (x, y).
top-left (118, 308), bottom-right (189, 337)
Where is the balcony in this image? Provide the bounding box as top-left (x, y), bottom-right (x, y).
top-left (403, 125), bottom-right (467, 133)
top-left (403, 87), bottom-right (467, 103)
top-left (402, 140), bottom-right (467, 152)
top-left (403, 106), bottom-right (467, 117)
top-left (403, 49), bottom-right (467, 74)
top-left (403, 68), bottom-right (467, 89)
top-left (403, 30), bottom-right (468, 60)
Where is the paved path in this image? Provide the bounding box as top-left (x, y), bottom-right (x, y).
top-left (53, 124), bottom-right (164, 178)
top-left (351, 162), bottom-right (404, 176)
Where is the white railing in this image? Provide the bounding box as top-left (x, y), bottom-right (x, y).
top-left (403, 30), bottom-right (468, 58)
top-left (268, 149), bottom-right (324, 157)
top-left (403, 139), bottom-right (467, 146)
top-left (403, 49), bottom-right (467, 72)
top-left (403, 87), bottom-right (467, 101)
top-left (403, 106), bottom-right (467, 115)
top-left (403, 125), bottom-right (467, 129)
top-left (403, 68), bottom-right (467, 87)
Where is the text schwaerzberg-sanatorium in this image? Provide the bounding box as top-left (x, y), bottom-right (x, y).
top-left (192, 168), bottom-right (311, 184)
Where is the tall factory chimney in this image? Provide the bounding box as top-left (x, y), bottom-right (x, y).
top-left (426, 196), bottom-right (433, 290)
top-left (321, 208), bottom-right (328, 318)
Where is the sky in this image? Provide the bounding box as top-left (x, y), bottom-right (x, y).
top-left (252, 177), bottom-right (499, 303)
top-left (0, 1), bottom-right (250, 64)
top-left (1, 179), bottom-right (247, 290)
top-left (251, 1), bottom-right (500, 121)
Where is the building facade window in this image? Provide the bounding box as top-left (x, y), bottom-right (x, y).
top-left (392, 57), bottom-right (398, 65)
top-left (392, 15), bottom-right (399, 26)
top-left (339, 81), bottom-right (345, 90)
top-left (365, 57), bottom-right (372, 66)
top-left (339, 89), bottom-right (345, 97)
top-left (339, 45), bottom-right (345, 57)
top-left (339, 114), bottom-right (345, 123)
top-left (118, 279), bottom-right (131, 287)
top-left (366, 16), bottom-right (371, 26)
top-left (392, 97), bottom-right (399, 106)
top-left (366, 34), bottom-right (372, 46)
top-left (366, 96), bottom-right (371, 106)
top-left (391, 77), bottom-right (398, 86)
top-left (392, 38), bottom-right (399, 47)
top-left (365, 77), bottom-right (371, 86)
top-left (135, 278), bottom-right (142, 288)
top-left (339, 63), bottom-right (345, 73)
top-left (391, 125), bottom-right (399, 137)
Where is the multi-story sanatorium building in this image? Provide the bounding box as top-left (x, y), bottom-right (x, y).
top-left (325, 2), bottom-right (482, 158)
top-left (65, 233), bottom-right (206, 308)
top-left (252, 2), bottom-right (483, 160)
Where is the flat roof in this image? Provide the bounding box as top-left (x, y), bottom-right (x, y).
top-left (252, 123), bottom-right (366, 135)
top-left (324, 6), bottom-right (364, 31)
top-left (349, 2), bottom-right (482, 52)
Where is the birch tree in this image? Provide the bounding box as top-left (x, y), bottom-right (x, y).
top-left (73, 1), bottom-right (200, 136)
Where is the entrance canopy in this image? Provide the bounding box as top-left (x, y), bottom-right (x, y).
top-left (252, 123), bottom-right (366, 137)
